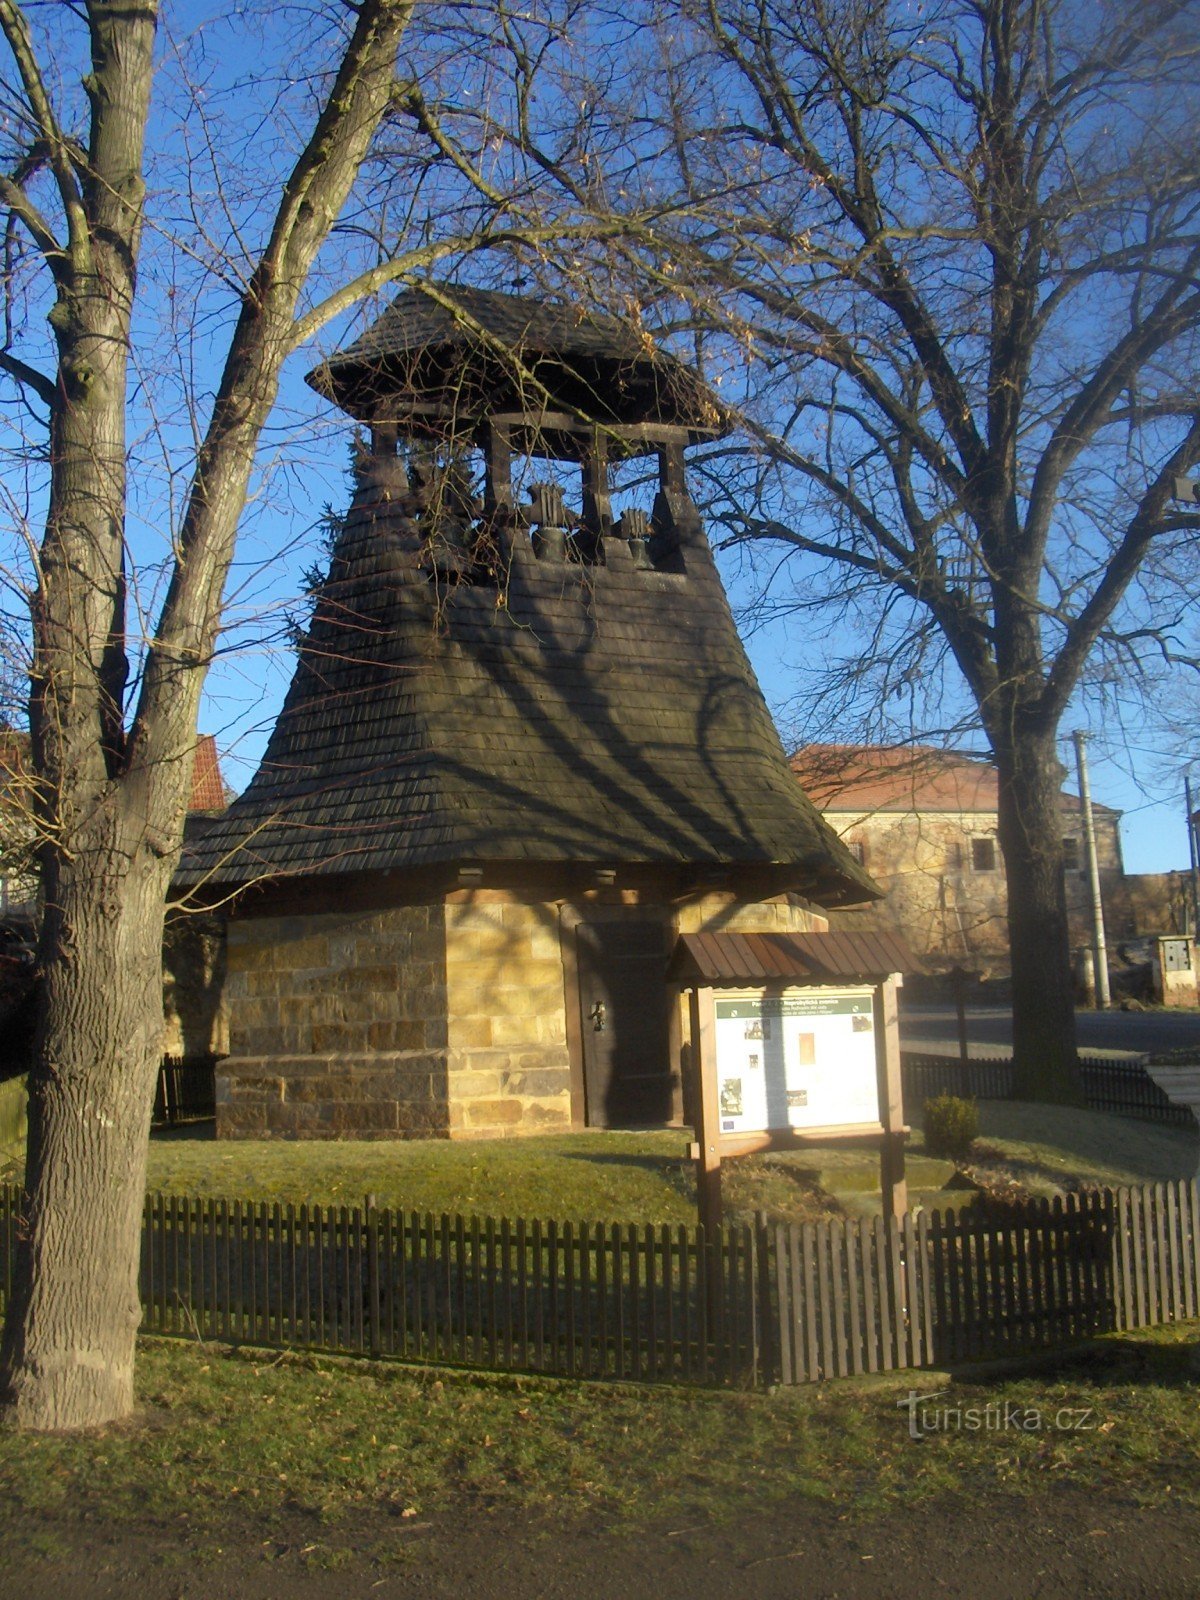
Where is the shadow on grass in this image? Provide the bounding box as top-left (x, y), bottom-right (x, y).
top-left (945, 1330), bottom-right (1200, 1392)
top-left (150, 1120), bottom-right (216, 1142)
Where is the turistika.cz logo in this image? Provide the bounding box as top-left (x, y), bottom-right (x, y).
top-left (898, 1390), bottom-right (1098, 1441)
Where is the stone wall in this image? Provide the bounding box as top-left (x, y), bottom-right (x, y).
top-left (217, 901), bottom-right (449, 1139)
top-left (1106, 871), bottom-right (1193, 941)
top-left (214, 884), bottom-right (848, 1142)
top-left (443, 894), bottom-right (573, 1139)
top-left (819, 806), bottom-right (1125, 971)
top-left (162, 911), bottom-right (228, 1058)
top-left (676, 892), bottom-right (828, 937)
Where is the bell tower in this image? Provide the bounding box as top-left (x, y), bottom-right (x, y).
top-left (180, 285), bottom-right (874, 1140)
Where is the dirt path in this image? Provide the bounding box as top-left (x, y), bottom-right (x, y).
top-left (3, 1485), bottom-right (1197, 1600)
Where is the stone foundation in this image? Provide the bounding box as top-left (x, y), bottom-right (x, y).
top-left (217, 893), bottom-right (574, 1140)
top-left (444, 896), bottom-right (572, 1137)
top-left (217, 901), bottom-right (449, 1138)
top-left (215, 884), bottom-right (830, 1141)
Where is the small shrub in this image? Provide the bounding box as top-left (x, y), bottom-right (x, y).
top-left (923, 1094), bottom-right (979, 1162)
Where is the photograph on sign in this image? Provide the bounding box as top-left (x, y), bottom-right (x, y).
top-left (713, 988), bottom-right (881, 1135)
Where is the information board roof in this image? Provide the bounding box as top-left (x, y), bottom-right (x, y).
top-left (669, 931), bottom-right (918, 986)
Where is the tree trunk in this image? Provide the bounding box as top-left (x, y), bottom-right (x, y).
top-left (993, 729), bottom-right (1083, 1104)
top-left (0, 819), bottom-right (170, 1430)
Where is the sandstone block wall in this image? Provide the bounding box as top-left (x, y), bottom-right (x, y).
top-left (819, 806), bottom-right (1127, 971)
top-left (676, 892), bottom-right (828, 937)
top-left (444, 896), bottom-right (572, 1139)
top-left (162, 911), bottom-right (228, 1058)
top-left (215, 886), bottom-right (844, 1142)
top-left (217, 902), bottom-right (450, 1139)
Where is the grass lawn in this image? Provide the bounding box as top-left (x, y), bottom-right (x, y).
top-left (0, 1323), bottom-right (1196, 1552)
top-left (126, 1102), bottom-right (1198, 1225)
top-left (2, 1101), bottom-right (1195, 1225)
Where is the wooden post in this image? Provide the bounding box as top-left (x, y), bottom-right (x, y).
top-left (483, 420), bottom-right (513, 515)
top-left (365, 1193), bottom-right (381, 1360)
top-left (951, 964), bottom-right (969, 1067)
top-left (688, 986), bottom-right (723, 1235)
top-left (874, 976), bottom-right (908, 1222)
top-left (581, 430), bottom-right (612, 539)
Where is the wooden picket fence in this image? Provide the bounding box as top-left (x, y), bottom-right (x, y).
top-left (768, 1185), bottom-right (1200, 1381)
top-left (1, 1178), bottom-right (1197, 1386)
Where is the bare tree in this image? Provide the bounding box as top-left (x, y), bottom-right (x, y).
top-left (593, 0), bottom-right (1200, 1099)
top-left (0, 0), bottom-right (615, 1431)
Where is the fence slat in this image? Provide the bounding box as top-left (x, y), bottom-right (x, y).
top-left (564, 1221), bottom-right (576, 1379)
top-left (7, 1168), bottom-right (1195, 1396)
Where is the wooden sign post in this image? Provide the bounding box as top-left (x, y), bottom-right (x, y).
top-left (688, 985), bottom-right (723, 1234)
top-left (674, 934), bottom-right (914, 1235)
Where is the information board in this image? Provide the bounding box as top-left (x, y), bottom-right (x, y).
top-left (713, 987), bottom-right (881, 1135)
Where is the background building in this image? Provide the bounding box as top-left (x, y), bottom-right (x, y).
top-left (790, 744), bottom-right (1159, 973)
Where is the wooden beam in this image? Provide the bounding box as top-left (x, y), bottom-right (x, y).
top-left (689, 1122), bottom-right (896, 1161)
top-left (875, 974), bottom-right (908, 1221)
top-left (688, 985), bottom-right (723, 1234)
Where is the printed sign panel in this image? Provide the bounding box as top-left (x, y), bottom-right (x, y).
top-left (713, 988), bottom-right (880, 1135)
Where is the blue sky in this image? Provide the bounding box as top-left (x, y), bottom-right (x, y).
top-left (2, 3), bottom-right (1192, 881)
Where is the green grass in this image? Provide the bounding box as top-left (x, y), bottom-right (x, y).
top-left (972, 1100), bottom-right (1198, 1186)
top-left (126, 1101), bottom-right (1199, 1226)
top-left (144, 1127), bottom-right (708, 1220)
top-left (3, 1100), bottom-right (1195, 1226)
top-left (824, 1100), bottom-right (1199, 1216)
top-left (0, 1325), bottom-right (1196, 1543)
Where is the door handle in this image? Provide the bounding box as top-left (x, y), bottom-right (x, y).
top-left (589, 1001), bottom-right (607, 1032)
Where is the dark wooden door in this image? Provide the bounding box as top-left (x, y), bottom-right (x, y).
top-left (576, 921), bottom-right (673, 1128)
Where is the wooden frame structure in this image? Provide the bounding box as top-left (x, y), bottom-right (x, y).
top-left (669, 933), bottom-right (914, 1230)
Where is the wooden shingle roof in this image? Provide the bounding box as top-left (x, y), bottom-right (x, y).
top-left (306, 284), bottom-right (721, 441)
top-left (178, 485), bottom-right (877, 906)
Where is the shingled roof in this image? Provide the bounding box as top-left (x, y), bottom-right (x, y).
top-left (179, 489), bottom-right (876, 906)
top-left (306, 284), bottom-right (721, 443)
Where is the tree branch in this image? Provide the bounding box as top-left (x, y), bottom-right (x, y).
top-left (0, 345), bottom-right (54, 405)
top-left (0, 0), bottom-right (89, 270)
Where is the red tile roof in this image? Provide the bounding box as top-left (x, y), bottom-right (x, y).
top-left (792, 743), bottom-right (1117, 818)
top-left (189, 735), bottom-right (226, 812)
top-left (791, 744), bottom-right (998, 812)
top-left (3, 730), bottom-right (224, 812)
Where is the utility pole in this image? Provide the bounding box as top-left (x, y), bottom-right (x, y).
top-left (1185, 772), bottom-right (1200, 939)
top-left (1072, 731), bottom-right (1110, 1007)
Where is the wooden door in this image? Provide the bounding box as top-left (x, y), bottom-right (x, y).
top-left (575, 921), bottom-right (673, 1127)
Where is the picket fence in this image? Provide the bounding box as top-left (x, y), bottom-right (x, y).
top-left (901, 1051), bottom-right (1195, 1128)
top-left (1, 1179), bottom-right (1197, 1387)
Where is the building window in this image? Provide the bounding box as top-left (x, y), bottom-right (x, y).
top-left (947, 841), bottom-right (964, 871)
top-left (846, 838), bottom-right (867, 867)
top-left (1062, 835), bottom-right (1081, 873)
top-left (971, 836), bottom-right (997, 873)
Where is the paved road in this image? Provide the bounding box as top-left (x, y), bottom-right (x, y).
top-left (899, 1002), bottom-right (1200, 1060)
